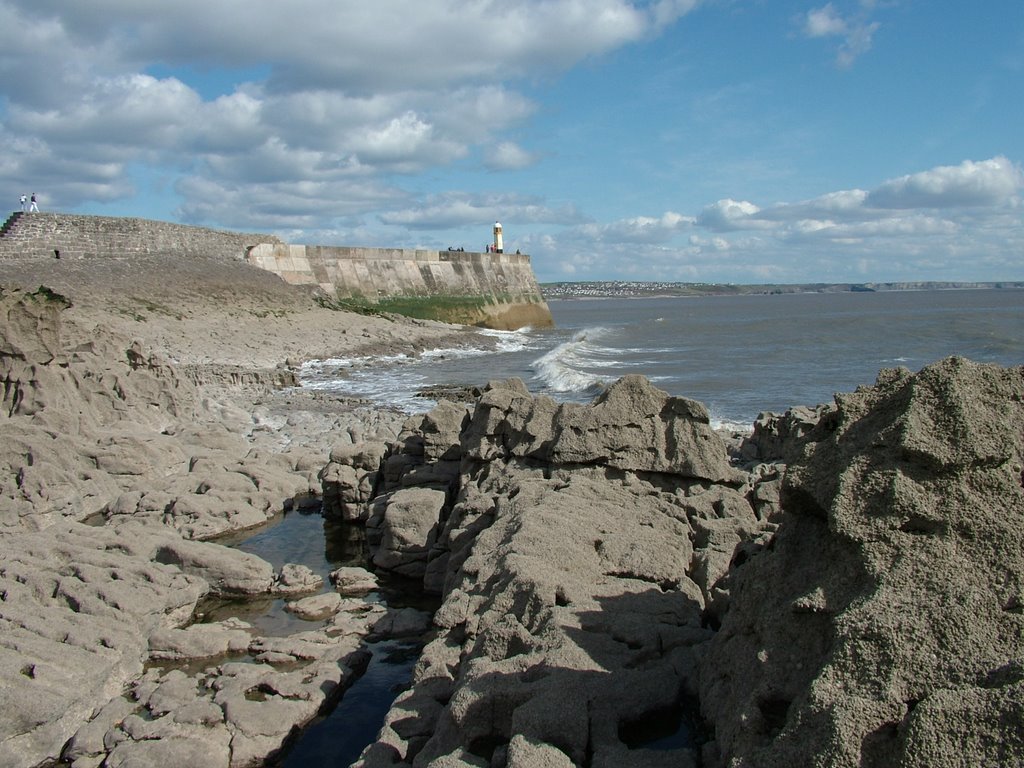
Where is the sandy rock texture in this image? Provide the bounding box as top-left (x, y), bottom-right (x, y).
top-left (350, 360), bottom-right (1023, 768)
top-left (5, 244), bottom-right (1022, 768)
top-left (0, 271), bottom-right (482, 768)
top-left (353, 376), bottom-right (775, 767)
top-left (701, 357), bottom-right (1024, 768)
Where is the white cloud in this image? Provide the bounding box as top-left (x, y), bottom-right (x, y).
top-left (526, 156), bottom-right (1024, 283)
top-left (347, 111), bottom-right (465, 171)
top-left (801, 2), bottom-right (882, 68)
top-left (9, 74), bottom-right (201, 151)
top-left (377, 193), bottom-right (584, 230)
top-left (804, 4), bottom-right (847, 37)
top-left (485, 142), bottom-right (539, 171)
top-left (572, 211), bottom-right (694, 244)
top-left (0, 1), bottom-right (698, 215)
top-left (175, 172), bottom-right (410, 230)
top-left (866, 156), bottom-right (1024, 209)
top-left (12, 1), bottom-right (693, 92)
top-left (698, 199), bottom-right (776, 231)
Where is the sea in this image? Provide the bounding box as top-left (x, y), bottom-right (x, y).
top-left (300, 288), bottom-right (1024, 431)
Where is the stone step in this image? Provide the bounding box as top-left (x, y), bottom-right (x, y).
top-left (0, 211), bottom-right (24, 238)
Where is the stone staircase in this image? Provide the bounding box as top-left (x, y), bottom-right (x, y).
top-left (0, 211), bottom-right (24, 238)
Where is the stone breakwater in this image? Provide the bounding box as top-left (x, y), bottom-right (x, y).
top-left (327, 361), bottom-right (1024, 767)
top-left (0, 212), bottom-right (280, 261)
top-left (0, 212), bottom-right (553, 330)
top-left (246, 244), bottom-right (552, 330)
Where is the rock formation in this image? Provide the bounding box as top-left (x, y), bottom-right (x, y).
top-left (350, 375), bottom-right (773, 767)
top-left (701, 357), bottom-right (1024, 768)
top-left (2, 268), bottom-right (1022, 768)
top-left (0, 286), bottom-right (447, 767)
top-left (349, 360), bottom-right (1024, 767)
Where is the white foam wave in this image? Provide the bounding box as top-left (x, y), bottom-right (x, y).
top-left (477, 326), bottom-right (538, 353)
top-left (530, 327), bottom-right (614, 393)
top-left (711, 418), bottom-right (754, 434)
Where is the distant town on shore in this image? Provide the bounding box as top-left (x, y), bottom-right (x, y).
top-left (540, 280), bottom-right (1024, 299)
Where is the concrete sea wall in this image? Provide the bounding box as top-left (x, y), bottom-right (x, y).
top-left (246, 243), bottom-right (551, 330)
top-left (0, 213), bottom-right (552, 329)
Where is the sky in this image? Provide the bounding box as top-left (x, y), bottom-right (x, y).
top-left (1, 1), bottom-right (1022, 284)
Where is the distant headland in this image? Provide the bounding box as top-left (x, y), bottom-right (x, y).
top-left (541, 279), bottom-right (1024, 299)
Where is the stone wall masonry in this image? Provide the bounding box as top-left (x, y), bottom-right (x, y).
top-left (246, 243), bottom-right (553, 329)
top-left (0, 213), bottom-right (553, 329)
top-left (0, 212), bottom-right (281, 261)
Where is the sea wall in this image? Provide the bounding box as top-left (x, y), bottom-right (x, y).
top-left (0, 212), bottom-right (280, 261)
top-left (0, 213), bottom-right (553, 330)
top-left (246, 243), bottom-right (553, 330)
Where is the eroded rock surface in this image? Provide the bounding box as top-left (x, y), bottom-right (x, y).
top-left (353, 360), bottom-right (1024, 768)
top-left (701, 357), bottom-right (1024, 768)
top-left (0, 286), bottom-right (429, 767)
top-left (354, 376), bottom-right (767, 767)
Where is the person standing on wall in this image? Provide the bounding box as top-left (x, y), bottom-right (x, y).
top-left (28, 193), bottom-right (38, 212)
top-left (20, 194), bottom-right (27, 211)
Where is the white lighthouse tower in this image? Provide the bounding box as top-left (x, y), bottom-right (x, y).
top-left (493, 221), bottom-right (504, 254)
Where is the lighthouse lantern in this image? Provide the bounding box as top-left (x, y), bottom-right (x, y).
top-left (493, 221), bottom-right (504, 254)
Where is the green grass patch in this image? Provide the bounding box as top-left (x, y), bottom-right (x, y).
top-left (317, 291), bottom-right (528, 324)
top-left (314, 294), bottom-right (392, 319)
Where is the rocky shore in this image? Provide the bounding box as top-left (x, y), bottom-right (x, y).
top-left (340, 360), bottom-right (1023, 768)
top-left (1, 257), bottom-right (1022, 767)
top-left (0, 260), bottom-right (480, 768)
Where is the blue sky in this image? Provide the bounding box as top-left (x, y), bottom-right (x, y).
top-left (1, 0), bottom-right (1022, 283)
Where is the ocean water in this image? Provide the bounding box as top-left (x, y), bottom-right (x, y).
top-left (300, 289), bottom-right (1024, 430)
top-left (204, 510), bottom-right (436, 767)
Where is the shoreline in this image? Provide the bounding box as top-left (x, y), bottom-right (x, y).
top-left (0, 268), bottom-right (488, 767)
top-left (541, 280), bottom-right (1024, 300)
top-left (1, 260), bottom-right (1022, 767)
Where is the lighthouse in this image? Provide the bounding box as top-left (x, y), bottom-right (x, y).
top-left (493, 221), bottom-right (504, 254)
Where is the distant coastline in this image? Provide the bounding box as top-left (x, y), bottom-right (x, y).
top-left (541, 279), bottom-right (1024, 300)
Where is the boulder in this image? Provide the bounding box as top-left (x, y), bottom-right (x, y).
top-left (148, 620), bottom-right (253, 661)
top-left (284, 592), bottom-right (342, 620)
top-left (273, 563), bottom-right (323, 595)
top-left (320, 440), bottom-right (388, 521)
top-left (700, 358), bottom-right (1024, 767)
top-left (330, 566), bottom-right (379, 595)
top-left (367, 487), bottom-right (447, 578)
top-left (546, 375), bottom-right (742, 482)
top-left (149, 535), bottom-right (276, 595)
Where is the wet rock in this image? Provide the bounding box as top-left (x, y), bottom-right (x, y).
top-left (284, 592), bottom-right (342, 620)
top-left (273, 563), bottom-right (323, 595)
top-left (329, 565), bottom-right (379, 595)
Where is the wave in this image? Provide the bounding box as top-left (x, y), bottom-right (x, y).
top-left (462, 326), bottom-right (535, 354)
top-left (530, 327), bottom-right (616, 394)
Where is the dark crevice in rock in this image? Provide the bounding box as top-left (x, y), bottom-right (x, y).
top-left (618, 694), bottom-right (708, 752)
top-left (756, 697), bottom-right (792, 737)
